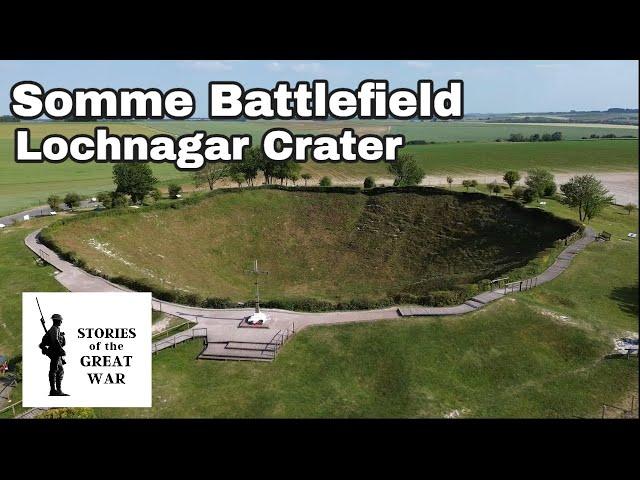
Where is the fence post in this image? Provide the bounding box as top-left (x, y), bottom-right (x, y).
top-left (601, 404), bottom-right (606, 419)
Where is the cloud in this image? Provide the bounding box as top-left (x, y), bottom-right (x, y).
top-left (266, 61), bottom-right (283, 71)
top-left (181, 60), bottom-right (233, 71)
top-left (290, 62), bottom-right (324, 73)
top-left (534, 63), bottom-right (569, 69)
top-left (406, 61), bottom-right (432, 69)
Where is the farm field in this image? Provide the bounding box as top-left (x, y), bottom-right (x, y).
top-left (0, 121), bottom-right (637, 216)
top-left (43, 188), bottom-right (578, 305)
top-left (145, 120), bottom-right (638, 143)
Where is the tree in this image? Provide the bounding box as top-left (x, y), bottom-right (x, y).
top-left (168, 183), bottom-right (182, 198)
top-left (289, 173), bottom-right (299, 186)
top-left (113, 164), bottom-right (157, 204)
top-left (364, 176), bottom-right (376, 189)
top-left (470, 179), bottom-right (478, 190)
top-left (63, 192), bottom-right (81, 210)
top-left (560, 175), bottom-right (614, 222)
top-left (229, 171), bottom-right (245, 188)
top-left (551, 131), bottom-right (563, 141)
top-left (285, 161), bottom-right (301, 186)
top-left (319, 176), bottom-right (332, 187)
top-left (232, 147), bottom-right (262, 186)
top-left (486, 182), bottom-right (496, 194)
top-left (387, 154), bottom-right (425, 187)
top-left (492, 184), bottom-right (502, 195)
top-left (301, 173), bottom-right (312, 186)
top-left (193, 163), bottom-right (229, 190)
top-left (624, 203), bottom-right (637, 215)
top-left (47, 194), bottom-right (61, 211)
top-left (525, 169), bottom-right (556, 198)
top-left (446, 176), bottom-right (453, 189)
top-left (462, 180), bottom-right (471, 191)
top-left (503, 170), bottom-right (521, 190)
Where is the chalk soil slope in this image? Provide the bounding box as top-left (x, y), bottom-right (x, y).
top-left (44, 188), bottom-right (577, 303)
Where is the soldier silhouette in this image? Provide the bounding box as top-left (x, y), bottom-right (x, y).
top-left (39, 313), bottom-right (69, 396)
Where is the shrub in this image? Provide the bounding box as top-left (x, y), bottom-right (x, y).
top-left (522, 187), bottom-right (538, 204)
top-left (363, 176), bottom-right (375, 189)
top-left (96, 191), bottom-right (112, 206)
top-left (319, 176), bottom-right (332, 187)
top-left (543, 182), bottom-right (557, 197)
top-left (37, 408), bottom-right (95, 419)
top-left (168, 183), bottom-right (182, 198)
top-left (512, 185), bottom-right (526, 200)
top-left (150, 189), bottom-right (162, 201)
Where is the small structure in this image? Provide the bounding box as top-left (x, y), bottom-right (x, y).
top-left (23, 214), bottom-right (30, 221)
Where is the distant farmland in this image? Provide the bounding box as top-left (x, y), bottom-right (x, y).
top-left (0, 120), bottom-right (637, 216)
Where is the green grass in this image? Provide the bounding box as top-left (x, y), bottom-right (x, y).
top-left (44, 188), bottom-right (577, 304)
top-left (96, 300), bottom-right (637, 418)
top-left (520, 199), bottom-right (639, 333)
top-left (0, 217), bottom-right (66, 358)
top-left (0, 195), bottom-right (636, 418)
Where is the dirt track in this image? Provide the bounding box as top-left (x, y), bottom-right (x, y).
top-left (332, 171), bottom-right (638, 205)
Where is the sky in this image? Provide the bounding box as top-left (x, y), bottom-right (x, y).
top-left (0, 60), bottom-right (637, 116)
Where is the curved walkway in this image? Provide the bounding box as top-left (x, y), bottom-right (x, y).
top-left (24, 227), bottom-right (597, 342)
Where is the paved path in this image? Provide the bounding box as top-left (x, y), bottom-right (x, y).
top-left (24, 226), bottom-right (597, 346)
top-left (0, 199), bottom-right (98, 227)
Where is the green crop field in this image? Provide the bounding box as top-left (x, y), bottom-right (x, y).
top-left (392, 120), bottom-right (638, 142)
top-left (43, 188), bottom-right (578, 306)
top-left (0, 121), bottom-right (637, 217)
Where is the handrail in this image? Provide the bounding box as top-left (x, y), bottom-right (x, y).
top-left (152, 320), bottom-right (193, 339)
top-left (152, 327), bottom-right (208, 353)
top-left (0, 399), bottom-right (23, 417)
